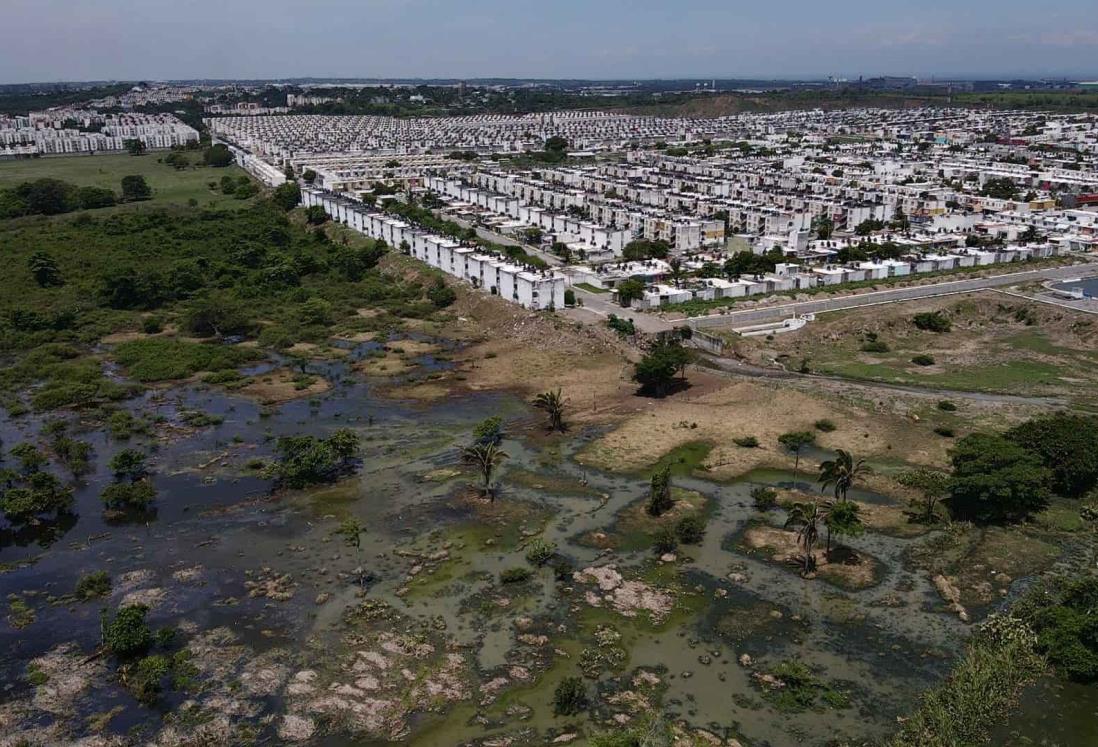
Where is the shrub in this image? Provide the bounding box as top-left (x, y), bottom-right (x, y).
top-left (814, 419), bottom-right (837, 432)
top-left (564, 289), bottom-right (576, 307)
top-left (934, 426), bottom-right (955, 438)
top-left (525, 538), bottom-right (556, 567)
top-left (141, 316), bottom-right (164, 334)
top-left (500, 567), bottom-right (532, 584)
top-left (101, 480), bottom-right (157, 509)
top-left (472, 416), bottom-right (504, 446)
top-left (75, 571), bottom-right (112, 600)
top-left (647, 464), bottom-right (674, 517)
top-left (733, 436), bottom-right (759, 448)
top-left (937, 400), bottom-right (957, 412)
top-left (427, 278), bottom-right (458, 308)
top-left (911, 354), bottom-right (936, 366)
top-left (752, 486), bottom-right (778, 511)
top-left (652, 526), bottom-right (678, 554)
top-left (553, 676), bottom-right (588, 715)
top-left (101, 605), bottom-right (152, 658)
top-left (860, 340), bottom-right (890, 353)
top-left (675, 514), bottom-right (705, 544)
top-left (913, 311), bottom-right (952, 333)
top-left (127, 654), bottom-right (171, 703)
top-left (1030, 576), bottom-right (1098, 682)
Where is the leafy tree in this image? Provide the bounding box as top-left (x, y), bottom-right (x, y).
top-left (124, 139), bottom-right (147, 156)
top-left (163, 152), bottom-right (189, 170)
top-left (101, 604), bottom-right (152, 658)
top-left (615, 278), bottom-right (646, 307)
top-left (274, 181), bottom-right (305, 212)
top-left (461, 442), bottom-right (508, 499)
top-left (948, 432), bottom-right (1052, 522)
top-left (621, 239), bottom-right (670, 261)
top-left (19, 178), bottom-right (75, 215)
top-left (778, 431), bottom-right (816, 483)
top-left (203, 144), bottom-right (234, 167)
top-left (981, 177), bottom-right (1019, 200)
top-left (304, 205), bottom-right (329, 225)
top-left (896, 467), bottom-right (950, 524)
top-left (647, 464), bottom-right (674, 517)
top-left (751, 486), bottom-right (778, 510)
top-left (120, 175), bottom-right (152, 202)
top-left (1006, 413), bottom-right (1098, 497)
top-left (722, 250), bottom-right (775, 278)
top-left (544, 135), bottom-right (569, 153)
top-left (302, 169), bottom-right (317, 184)
top-left (183, 292), bottom-right (253, 337)
top-left (814, 214), bottom-right (834, 240)
top-left (532, 389), bottom-right (566, 432)
top-left (27, 251), bottom-right (63, 288)
top-left (633, 339), bottom-right (691, 397)
top-left (75, 185), bottom-right (117, 209)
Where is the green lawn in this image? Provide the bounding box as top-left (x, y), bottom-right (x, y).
top-left (0, 153), bottom-right (254, 211)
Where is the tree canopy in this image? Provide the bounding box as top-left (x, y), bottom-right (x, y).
top-left (948, 432), bottom-right (1051, 522)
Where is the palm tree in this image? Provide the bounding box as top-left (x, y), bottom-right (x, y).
top-left (668, 257), bottom-right (684, 287)
top-left (817, 449), bottom-right (871, 502)
top-left (532, 389), bottom-right (566, 432)
top-left (461, 442), bottom-right (508, 500)
top-left (784, 499), bottom-right (827, 575)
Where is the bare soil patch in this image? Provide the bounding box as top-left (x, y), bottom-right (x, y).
top-left (238, 368), bottom-right (331, 403)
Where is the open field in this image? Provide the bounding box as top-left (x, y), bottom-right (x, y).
top-left (731, 291), bottom-right (1098, 404)
top-left (0, 153), bottom-right (253, 211)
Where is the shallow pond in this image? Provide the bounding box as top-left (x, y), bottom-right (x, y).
top-left (0, 339), bottom-right (1087, 745)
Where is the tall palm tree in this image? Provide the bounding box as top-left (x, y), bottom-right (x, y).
top-left (784, 499), bottom-right (827, 575)
top-left (461, 442), bottom-right (508, 500)
top-left (818, 450), bottom-right (869, 557)
top-left (532, 389), bottom-right (566, 432)
top-left (817, 449), bottom-right (871, 502)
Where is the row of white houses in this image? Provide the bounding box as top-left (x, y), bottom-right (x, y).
top-left (301, 189), bottom-right (567, 311)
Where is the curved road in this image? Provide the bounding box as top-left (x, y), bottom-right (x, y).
top-left (685, 262), bottom-right (1098, 329)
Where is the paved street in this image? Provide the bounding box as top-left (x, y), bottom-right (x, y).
top-left (684, 262), bottom-right (1098, 329)
top-left (569, 288), bottom-right (675, 333)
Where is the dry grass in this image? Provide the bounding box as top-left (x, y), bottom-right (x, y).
top-left (742, 525), bottom-right (881, 590)
top-left (578, 379), bottom-right (950, 478)
top-left (238, 368), bottom-right (330, 403)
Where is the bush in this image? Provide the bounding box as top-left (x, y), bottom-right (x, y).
top-left (1030, 576), bottom-right (1098, 682)
top-left (734, 436), bottom-right (759, 448)
top-left (75, 571), bottom-right (112, 600)
top-left (101, 605), bottom-right (152, 658)
top-left (525, 538), bottom-right (556, 567)
top-left (427, 278), bottom-right (457, 308)
top-left (913, 311), bottom-right (952, 333)
top-left (934, 426), bottom-right (955, 438)
top-left (101, 480), bottom-right (156, 509)
top-left (652, 526), bottom-right (678, 554)
top-left (814, 419), bottom-right (836, 432)
top-left (553, 676), bottom-right (588, 715)
top-left (937, 400), bottom-right (957, 412)
top-left (127, 654), bottom-right (170, 703)
top-left (752, 486), bottom-right (778, 511)
top-left (500, 567), bottom-right (532, 584)
top-left (564, 289), bottom-right (576, 307)
top-left (675, 514), bottom-right (705, 544)
top-left (911, 354), bottom-right (936, 366)
top-left (141, 316), bottom-right (164, 334)
top-left (860, 340), bottom-right (890, 353)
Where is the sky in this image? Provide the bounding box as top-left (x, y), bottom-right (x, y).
top-left (2, 0), bottom-right (1097, 84)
